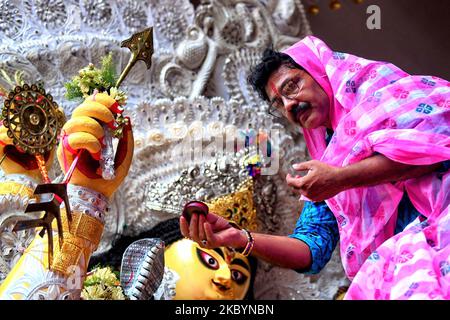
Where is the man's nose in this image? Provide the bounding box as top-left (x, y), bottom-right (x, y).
top-left (282, 96), bottom-right (297, 115)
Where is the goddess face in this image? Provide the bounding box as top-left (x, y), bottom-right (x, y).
top-left (164, 238), bottom-right (252, 300)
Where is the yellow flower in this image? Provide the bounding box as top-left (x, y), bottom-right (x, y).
top-left (82, 267), bottom-right (126, 300)
top-left (111, 286), bottom-right (126, 300)
top-left (82, 285), bottom-right (106, 300)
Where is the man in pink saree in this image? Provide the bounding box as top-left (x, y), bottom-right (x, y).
top-left (181, 36), bottom-right (449, 299)
top-left (281, 36), bottom-right (449, 299)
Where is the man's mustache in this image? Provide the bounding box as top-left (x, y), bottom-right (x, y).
top-left (291, 102), bottom-right (311, 119)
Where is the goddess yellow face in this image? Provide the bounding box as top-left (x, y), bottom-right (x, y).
top-left (164, 239), bottom-right (251, 300)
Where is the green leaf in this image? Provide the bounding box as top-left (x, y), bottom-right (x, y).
top-left (100, 52), bottom-right (117, 90)
top-left (64, 81), bottom-right (84, 101)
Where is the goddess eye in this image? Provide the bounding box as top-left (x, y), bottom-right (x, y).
top-left (231, 269), bottom-right (248, 285)
top-left (197, 249), bottom-right (219, 270)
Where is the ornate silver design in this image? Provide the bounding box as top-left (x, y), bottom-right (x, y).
top-left (81, 0), bottom-right (113, 28)
top-left (120, 239), bottom-right (165, 300)
top-left (144, 148), bottom-right (255, 215)
top-left (0, 223), bottom-right (35, 283)
top-left (67, 184), bottom-right (109, 224)
top-left (34, 0), bottom-right (67, 29)
top-left (121, 0), bottom-right (149, 33)
top-left (153, 267), bottom-right (179, 300)
top-left (0, 1), bottom-right (24, 39)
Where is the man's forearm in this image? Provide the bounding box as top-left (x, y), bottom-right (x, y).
top-left (246, 233), bottom-right (312, 270)
top-left (338, 154), bottom-right (442, 189)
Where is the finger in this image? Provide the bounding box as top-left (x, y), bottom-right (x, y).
top-left (198, 214), bottom-right (206, 243)
top-left (204, 222), bottom-right (219, 248)
top-left (189, 213), bottom-right (199, 242)
top-left (63, 116), bottom-right (104, 140)
top-left (205, 212), bottom-right (221, 225)
top-left (65, 132), bottom-right (102, 160)
top-left (88, 92), bottom-right (123, 114)
top-left (0, 125), bottom-right (13, 146)
top-left (0, 128), bottom-right (13, 156)
top-left (292, 161), bottom-right (314, 171)
top-left (72, 101), bottom-right (115, 128)
top-left (286, 174), bottom-right (304, 189)
top-left (179, 216), bottom-right (190, 238)
top-left (205, 212), bottom-right (230, 231)
top-left (57, 142), bottom-right (73, 173)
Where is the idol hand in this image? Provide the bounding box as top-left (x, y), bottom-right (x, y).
top-left (0, 124), bottom-right (55, 182)
top-left (57, 92), bottom-right (134, 197)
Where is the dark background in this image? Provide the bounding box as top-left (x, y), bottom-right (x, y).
top-left (307, 0), bottom-right (449, 80)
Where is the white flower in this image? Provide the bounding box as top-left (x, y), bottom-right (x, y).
top-left (79, 83), bottom-right (90, 96)
top-left (109, 87), bottom-right (128, 106)
top-left (224, 124), bottom-right (237, 140)
top-left (166, 122), bottom-right (188, 140)
top-left (134, 136), bottom-right (144, 149)
top-left (188, 121), bottom-right (204, 139)
top-left (109, 87), bottom-right (119, 99)
top-left (147, 129), bottom-right (166, 146)
top-left (81, 267), bottom-right (125, 300)
top-left (206, 121), bottom-right (224, 137)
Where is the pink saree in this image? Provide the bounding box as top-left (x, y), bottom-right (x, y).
top-left (284, 36), bottom-right (450, 299)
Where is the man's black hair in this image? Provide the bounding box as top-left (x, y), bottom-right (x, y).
top-left (248, 48), bottom-right (303, 102)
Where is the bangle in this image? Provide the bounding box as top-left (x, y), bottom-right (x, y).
top-left (67, 184), bottom-right (109, 224)
top-left (239, 229), bottom-right (254, 257)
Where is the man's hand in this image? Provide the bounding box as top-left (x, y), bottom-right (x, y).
top-left (180, 210), bottom-right (314, 270)
top-left (179, 212), bottom-right (246, 249)
top-left (287, 156), bottom-right (443, 202)
top-left (286, 160), bottom-right (344, 202)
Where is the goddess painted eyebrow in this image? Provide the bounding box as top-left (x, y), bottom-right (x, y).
top-left (213, 247), bottom-right (225, 260)
top-left (232, 258), bottom-right (250, 271)
top-left (212, 248), bottom-right (250, 271)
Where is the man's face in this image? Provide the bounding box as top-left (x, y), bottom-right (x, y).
top-left (264, 64), bottom-right (330, 129)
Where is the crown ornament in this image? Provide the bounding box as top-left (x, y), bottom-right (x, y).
top-left (206, 177), bottom-right (257, 231)
top-left (144, 145), bottom-right (260, 231)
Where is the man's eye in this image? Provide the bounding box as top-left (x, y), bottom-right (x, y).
top-left (231, 269), bottom-right (248, 285)
top-left (282, 80), bottom-right (298, 95)
top-left (197, 249), bottom-right (219, 270)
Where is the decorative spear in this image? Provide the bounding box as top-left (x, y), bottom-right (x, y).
top-left (116, 27), bottom-right (154, 88)
top-left (97, 27), bottom-right (154, 180)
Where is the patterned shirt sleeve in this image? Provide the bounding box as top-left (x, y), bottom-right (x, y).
top-left (288, 201), bottom-right (340, 274)
top-left (439, 160), bottom-right (450, 172)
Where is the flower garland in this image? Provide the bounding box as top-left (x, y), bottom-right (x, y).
top-left (81, 266), bottom-right (126, 300)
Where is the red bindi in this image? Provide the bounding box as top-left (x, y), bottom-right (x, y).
top-left (269, 81), bottom-right (280, 96)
